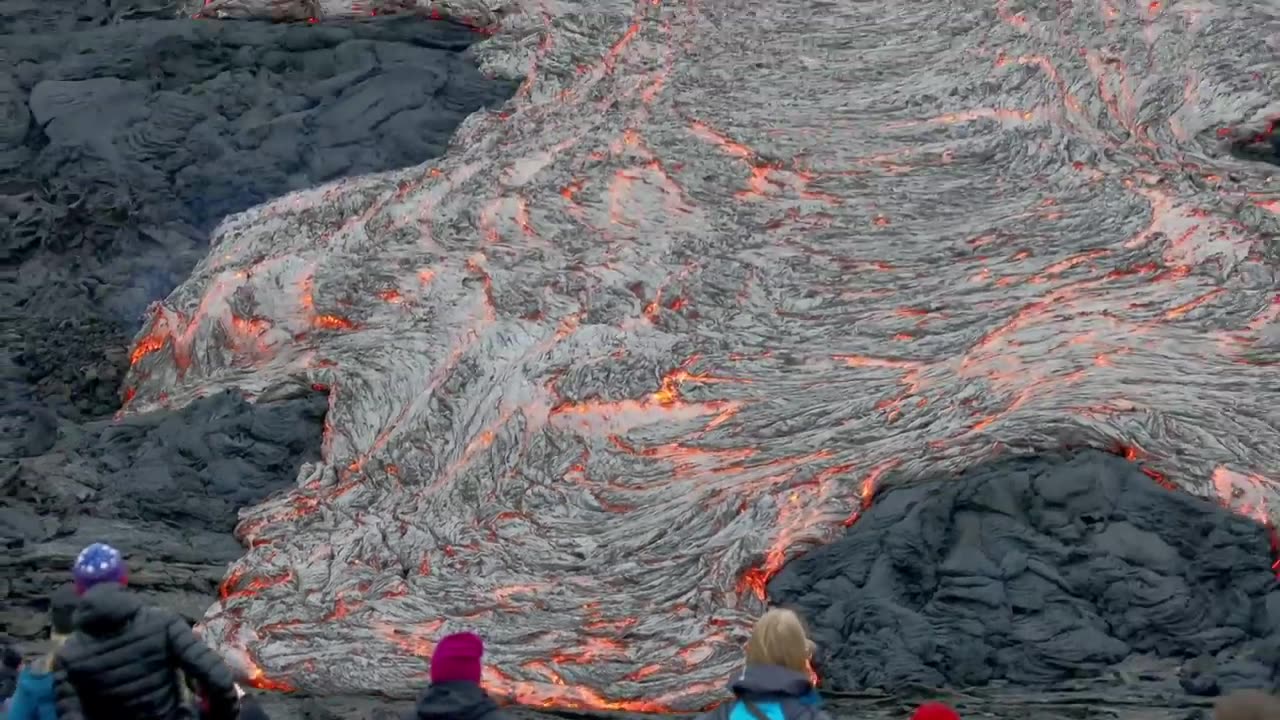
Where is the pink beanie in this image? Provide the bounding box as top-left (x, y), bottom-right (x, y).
top-left (911, 702), bottom-right (960, 720)
top-left (430, 632), bottom-right (484, 685)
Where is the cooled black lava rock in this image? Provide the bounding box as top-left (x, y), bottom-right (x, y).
top-left (769, 451), bottom-right (1280, 697)
top-left (0, 389), bottom-right (325, 636)
top-left (0, 10), bottom-right (517, 422)
top-left (1219, 119), bottom-right (1280, 166)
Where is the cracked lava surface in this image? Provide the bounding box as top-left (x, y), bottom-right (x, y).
top-left (124, 0), bottom-right (1280, 711)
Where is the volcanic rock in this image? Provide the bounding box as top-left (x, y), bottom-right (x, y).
top-left (0, 389), bottom-right (326, 637)
top-left (0, 7), bottom-right (517, 423)
top-left (6, 0), bottom-right (1280, 716)
top-left (770, 451), bottom-right (1280, 697)
top-left (118, 0), bottom-right (1280, 710)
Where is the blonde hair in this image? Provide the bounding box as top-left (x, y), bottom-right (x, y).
top-left (1214, 690), bottom-right (1280, 720)
top-left (38, 633), bottom-right (69, 673)
top-left (744, 608), bottom-right (814, 675)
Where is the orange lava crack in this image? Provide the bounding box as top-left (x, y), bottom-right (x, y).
top-left (125, 266), bottom-right (360, 400)
top-left (1113, 445), bottom-right (1279, 574)
top-left (549, 355), bottom-right (745, 433)
top-left (687, 120), bottom-right (839, 204)
top-left (737, 458), bottom-right (902, 600)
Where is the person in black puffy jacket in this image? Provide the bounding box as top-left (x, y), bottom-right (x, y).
top-left (51, 543), bottom-right (240, 720)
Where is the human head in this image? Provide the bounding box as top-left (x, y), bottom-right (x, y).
top-left (744, 608), bottom-right (814, 675)
top-left (430, 632), bottom-right (484, 685)
top-left (911, 702), bottom-right (961, 720)
top-left (1214, 690), bottom-right (1280, 720)
top-left (72, 543), bottom-right (128, 595)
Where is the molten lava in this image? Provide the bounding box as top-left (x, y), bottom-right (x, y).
top-left (127, 0), bottom-right (1280, 710)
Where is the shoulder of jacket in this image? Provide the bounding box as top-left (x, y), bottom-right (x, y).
top-left (779, 697), bottom-right (825, 720)
top-left (137, 604), bottom-right (181, 627)
top-left (58, 633), bottom-right (87, 661)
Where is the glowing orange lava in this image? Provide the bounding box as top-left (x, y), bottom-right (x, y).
top-left (136, 0), bottom-right (1280, 710)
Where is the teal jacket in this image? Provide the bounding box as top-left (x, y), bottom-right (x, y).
top-left (6, 667), bottom-right (57, 720)
top-left (697, 665), bottom-right (830, 720)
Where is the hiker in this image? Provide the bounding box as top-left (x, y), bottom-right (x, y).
top-left (52, 543), bottom-right (240, 720)
top-left (910, 702), bottom-right (960, 720)
top-left (5, 584), bottom-right (78, 720)
top-left (1214, 690), bottom-right (1280, 720)
top-left (409, 632), bottom-right (508, 720)
top-left (1, 642), bottom-right (22, 713)
top-left (698, 608), bottom-right (831, 720)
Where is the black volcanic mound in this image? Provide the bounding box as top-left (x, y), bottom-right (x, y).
top-left (1219, 118), bottom-right (1280, 167)
top-left (769, 450), bottom-right (1280, 698)
top-left (0, 8), bottom-right (517, 422)
top-left (1, 388), bottom-right (326, 634)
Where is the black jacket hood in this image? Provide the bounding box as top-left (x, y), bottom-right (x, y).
top-left (729, 664), bottom-right (814, 699)
top-left (74, 582), bottom-right (142, 636)
top-left (411, 681), bottom-right (502, 720)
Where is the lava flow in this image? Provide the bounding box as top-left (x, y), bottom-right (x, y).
top-left (131, 0), bottom-right (1280, 710)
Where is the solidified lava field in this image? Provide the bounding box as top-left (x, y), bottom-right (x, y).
top-left (105, 0), bottom-right (1280, 712)
top-left (2, 390), bottom-right (327, 623)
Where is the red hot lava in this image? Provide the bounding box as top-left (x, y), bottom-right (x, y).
top-left (132, 0), bottom-right (1280, 710)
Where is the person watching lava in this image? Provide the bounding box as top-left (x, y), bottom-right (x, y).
top-left (697, 609), bottom-right (832, 720)
top-left (1, 642), bottom-right (22, 713)
top-left (1214, 690), bottom-right (1280, 720)
top-left (5, 584), bottom-right (78, 720)
top-left (51, 543), bottom-right (241, 720)
top-left (410, 632), bottom-right (508, 720)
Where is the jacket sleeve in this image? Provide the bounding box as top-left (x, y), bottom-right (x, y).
top-left (52, 655), bottom-right (84, 720)
top-left (164, 615), bottom-right (239, 720)
top-left (7, 676), bottom-right (34, 720)
top-left (696, 702), bottom-right (732, 720)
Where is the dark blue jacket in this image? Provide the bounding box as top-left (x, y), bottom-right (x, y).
top-left (698, 665), bottom-right (830, 720)
top-left (406, 682), bottom-right (508, 720)
top-left (7, 666), bottom-right (57, 720)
